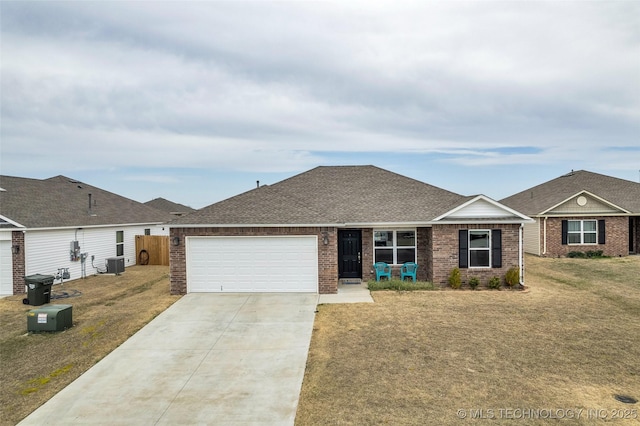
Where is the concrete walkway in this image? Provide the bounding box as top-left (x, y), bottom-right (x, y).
top-left (318, 280), bottom-right (374, 304)
top-left (19, 293), bottom-right (318, 425)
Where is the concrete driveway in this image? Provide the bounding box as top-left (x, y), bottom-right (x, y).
top-left (19, 293), bottom-right (318, 425)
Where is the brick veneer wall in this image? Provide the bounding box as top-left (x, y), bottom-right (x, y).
top-left (431, 223), bottom-right (521, 287)
top-left (12, 231), bottom-right (25, 295)
top-left (633, 217), bottom-right (640, 254)
top-left (417, 227), bottom-right (432, 282)
top-left (362, 227), bottom-right (432, 282)
top-left (170, 227), bottom-right (338, 295)
top-left (543, 216), bottom-right (629, 257)
top-left (361, 229), bottom-right (374, 281)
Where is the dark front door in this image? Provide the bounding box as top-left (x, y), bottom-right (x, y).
top-left (338, 230), bottom-right (362, 279)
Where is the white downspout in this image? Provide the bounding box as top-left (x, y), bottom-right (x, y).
top-left (519, 224), bottom-right (524, 286)
top-left (543, 216), bottom-right (548, 256)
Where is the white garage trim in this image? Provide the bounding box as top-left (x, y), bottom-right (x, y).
top-left (186, 236), bottom-right (318, 293)
top-left (0, 240), bottom-right (14, 296)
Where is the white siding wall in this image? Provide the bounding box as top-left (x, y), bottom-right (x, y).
top-left (549, 195), bottom-right (619, 214)
top-left (523, 220), bottom-right (540, 255)
top-left (0, 240), bottom-right (13, 296)
top-left (448, 199), bottom-right (516, 218)
top-left (25, 224), bottom-right (168, 283)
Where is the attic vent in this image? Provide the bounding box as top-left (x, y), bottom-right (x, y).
top-left (561, 170), bottom-right (575, 177)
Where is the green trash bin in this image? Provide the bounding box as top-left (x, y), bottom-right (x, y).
top-left (24, 274), bottom-right (54, 306)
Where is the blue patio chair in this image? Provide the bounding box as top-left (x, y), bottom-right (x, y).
top-left (373, 262), bottom-right (392, 281)
top-left (400, 262), bottom-right (418, 282)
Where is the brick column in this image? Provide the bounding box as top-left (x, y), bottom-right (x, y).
top-left (12, 231), bottom-right (25, 295)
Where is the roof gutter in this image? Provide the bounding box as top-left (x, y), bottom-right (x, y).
top-left (430, 219), bottom-right (534, 225)
top-left (170, 219), bottom-right (534, 229)
top-left (0, 215), bottom-right (26, 229)
top-left (15, 222), bottom-right (168, 232)
top-left (169, 223), bottom-right (345, 229)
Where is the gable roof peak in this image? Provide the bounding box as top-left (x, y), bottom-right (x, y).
top-left (501, 169), bottom-right (640, 214)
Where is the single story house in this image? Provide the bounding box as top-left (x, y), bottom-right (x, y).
top-left (145, 197), bottom-right (195, 217)
top-left (500, 170), bottom-right (640, 257)
top-left (0, 175), bottom-right (172, 296)
top-left (169, 166), bottom-right (532, 294)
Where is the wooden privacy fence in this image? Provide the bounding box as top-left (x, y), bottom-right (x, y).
top-left (135, 235), bottom-right (170, 266)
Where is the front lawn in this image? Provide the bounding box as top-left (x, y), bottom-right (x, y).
top-left (296, 255), bottom-right (640, 425)
top-left (0, 266), bottom-right (179, 425)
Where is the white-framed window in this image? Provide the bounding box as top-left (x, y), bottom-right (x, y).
top-left (469, 230), bottom-right (491, 268)
top-left (568, 220), bottom-right (597, 244)
top-left (116, 230), bottom-right (124, 256)
top-left (373, 229), bottom-right (416, 264)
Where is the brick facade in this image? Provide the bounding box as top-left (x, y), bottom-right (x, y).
top-left (630, 216), bottom-right (640, 254)
top-left (431, 223), bottom-right (522, 287)
top-left (170, 224), bottom-right (523, 293)
top-left (542, 216), bottom-right (629, 258)
top-left (12, 231), bottom-right (25, 295)
top-left (361, 228), bottom-right (374, 281)
top-left (170, 227), bottom-right (338, 295)
top-left (360, 227), bottom-right (432, 282)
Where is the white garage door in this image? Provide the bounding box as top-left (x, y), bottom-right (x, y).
top-left (0, 240), bottom-right (13, 296)
top-left (187, 236), bottom-right (318, 293)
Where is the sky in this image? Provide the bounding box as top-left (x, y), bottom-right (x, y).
top-left (1, 1), bottom-right (639, 209)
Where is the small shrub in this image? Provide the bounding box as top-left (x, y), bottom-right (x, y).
top-left (585, 250), bottom-right (605, 258)
top-left (504, 266), bottom-right (520, 287)
top-left (468, 277), bottom-right (480, 290)
top-left (367, 279), bottom-right (435, 291)
top-left (567, 251), bottom-right (586, 258)
top-left (567, 250), bottom-right (607, 259)
top-left (448, 267), bottom-right (462, 289)
top-left (488, 276), bottom-right (501, 289)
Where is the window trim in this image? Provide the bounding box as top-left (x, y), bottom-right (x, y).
top-left (116, 230), bottom-right (124, 256)
top-left (459, 229), bottom-right (502, 269)
top-left (373, 229), bottom-right (417, 265)
top-left (469, 229), bottom-right (491, 268)
top-left (567, 220), bottom-right (597, 245)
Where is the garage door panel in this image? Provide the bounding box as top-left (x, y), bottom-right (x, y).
top-left (187, 236), bottom-right (318, 293)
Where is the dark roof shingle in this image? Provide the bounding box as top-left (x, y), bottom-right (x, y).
top-left (500, 170), bottom-right (640, 215)
top-left (171, 166), bottom-right (468, 225)
top-left (0, 175), bottom-right (172, 228)
top-left (144, 198), bottom-right (195, 214)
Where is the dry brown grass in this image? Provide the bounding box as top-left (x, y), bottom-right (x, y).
top-left (0, 266), bottom-right (179, 425)
top-left (296, 255), bottom-right (640, 425)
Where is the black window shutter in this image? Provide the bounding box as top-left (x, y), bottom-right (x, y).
top-left (492, 229), bottom-right (502, 268)
top-left (561, 220), bottom-right (568, 245)
top-left (459, 230), bottom-right (469, 269)
top-left (598, 219), bottom-right (606, 244)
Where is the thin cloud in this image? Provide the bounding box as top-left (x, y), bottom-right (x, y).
top-left (1, 1), bottom-right (638, 205)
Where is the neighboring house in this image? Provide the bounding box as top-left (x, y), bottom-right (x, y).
top-left (145, 197), bottom-right (195, 217)
top-left (0, 175), bottom-right (172, 296)
top-left (169, 166), bottom-right (532, 295)
top-left (500, 170), bottom-right (640, 258)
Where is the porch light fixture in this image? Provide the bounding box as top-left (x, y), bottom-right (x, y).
top-left (172, 236), bottom-right (180, 246)
top-left (321, 231), bottom-right (329, 245)
top-left (11, 245), bottom-right (20, 255)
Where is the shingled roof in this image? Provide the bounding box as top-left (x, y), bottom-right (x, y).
top-left (144, 198), bottom-right (195, 215)
top-left (0, 175), bottom-right (172, 229)
top-left (500, 170), bottom-right (640, 215)
top-left (170, 166), bottom-right (470, 226)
